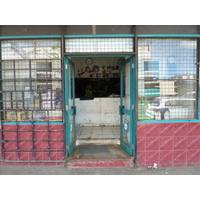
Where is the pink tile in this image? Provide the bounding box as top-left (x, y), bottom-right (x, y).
top-left (136, 151), bottom-right (146, 166)
top-left (2, 125), bottom-right (17, 130)
top-left (146, 123), bottom-right (160, 137)
top-left (18, 131), bottom-right (32, 140)
top-left (50, 131), bottom-right (64, 139)
top-left (187, 123), bottom-right (200, 136)
top-left (49, 124), bottom-right (64, 130)
top-left (188, 137), bottom-right (200, 150)
top-left (34, 141), bottom-right (49, 150)
top-left (146, 137), bottom-right (160, 151)
top-left (160, 151), bottom-right (173, 166)
top-left (34, 131), bottom-right (49, 140)
top-left (18, 141), bottom-right (33, 150)
top-left (34, 125), bottom-right (48, 130)
top-left (50, 151), bottom-right (65, 160)
top-left (174, 137), bottom-right (188, 150)
top-left (174, 123), bottom-right (188, 136)
top-left (146, 151), bottom-right (160, 166)
top-left (2, 131), bottom-right (17, 140)
top-left (187, 150), bottom-right (200, 165)
top-left (34, 152), bottom-right (49, 160)
top-left (18, 125), bottom-right (32, 131)
top-left (4, 141), bottom-right (17, 150)
top-left (159, 123), bottom-right (174, 137)
top-left (137, 124), bottom-right (147, 138)
top-left (4, 152), bottom-right (18, 160)
top-left (137, 137), bottom-right (146, 151)
top-left (160, 137), bottom-right (174, 150)
top-left (19, 152), bottom-right (33, 161)
top-left (173, 150), bottom-right (187, 166)
top-left (50, 141), bottom-right (64, 150)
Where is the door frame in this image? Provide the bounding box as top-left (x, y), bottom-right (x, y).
top-left (119, 56), bottom-right (136, 156)
top-left (64, 57), bottom-right (76, 157)
top-left (64, 54), bottom-right (136, 158)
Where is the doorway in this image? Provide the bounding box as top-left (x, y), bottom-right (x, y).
top-left (64, 55), bottom-right (136, 159)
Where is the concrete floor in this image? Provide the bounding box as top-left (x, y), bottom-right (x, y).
top-left (70, 144), bottom-right (130, 159)
top-left (77, 126), bottom-right (120, 139)
top-left (0, 165), bottom-right (200, 175)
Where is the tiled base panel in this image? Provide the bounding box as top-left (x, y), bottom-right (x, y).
top-left (1, 122), bottom-right (200, 167)
top-left (0, 124), bottom-right (65, 166)
top-left (137, 122), bottom-right (200, 167)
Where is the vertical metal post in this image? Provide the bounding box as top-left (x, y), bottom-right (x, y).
top-left (61, 32), bottom-right (67, 160)
top-left (134, 25), bottom-right (138, 166)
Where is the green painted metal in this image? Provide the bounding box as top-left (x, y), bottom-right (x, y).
top-left (64, 56), bottom-right (76, 156)
top-left (0, 35), bottom-right (62, 39)
top-left (65, 54), bottom-right (133, 58)
top-left (119, 56), bottom-right (136, 156)
top-left (2, 122), bottom-right (63, 125)
top-left (0, 34), bottom-right (200, 41)
top-left (64, 34), bottom-right (135, 38)
top-left (65, 34), bottom-right (200, 39)
top-left (137, 119), bottom-right (200, 124)
top-left (137, 34), bottom-right (200, 38)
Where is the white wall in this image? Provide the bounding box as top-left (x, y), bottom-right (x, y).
top-left (75, 98), bottom-right (120, 126)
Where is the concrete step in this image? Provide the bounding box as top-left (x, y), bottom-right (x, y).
top-left (66, 144), bottom-right (134, 167)
top-left (66, 157), bottom-right (134, 167)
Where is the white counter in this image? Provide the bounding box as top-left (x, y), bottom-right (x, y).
top-left (75, 98), bottom-right (120, 126)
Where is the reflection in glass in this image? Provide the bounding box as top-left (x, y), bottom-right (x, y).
top-left (138, 39), bottom-right (197, 120)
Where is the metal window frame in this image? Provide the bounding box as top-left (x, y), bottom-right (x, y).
top-left (136, 36), bottom-right (200, 123)
top-left (0, 36), bottom-right (65, 163)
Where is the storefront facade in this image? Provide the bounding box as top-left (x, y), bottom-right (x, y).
top-left (0, 25), bottom-right (199, 167)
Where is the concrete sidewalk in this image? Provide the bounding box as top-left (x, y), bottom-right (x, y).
top-left (0, 165), bottom-right (200, 175)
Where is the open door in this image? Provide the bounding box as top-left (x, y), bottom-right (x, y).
top-left (119, 56), bottom-right (136, 156)
top-left (64, 57), bottom-right (76, 156)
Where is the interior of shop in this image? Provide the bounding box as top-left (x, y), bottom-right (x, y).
top-left (71, 57), bottom-right (125, 141)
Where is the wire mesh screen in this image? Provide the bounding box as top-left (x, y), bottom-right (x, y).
top-left (0, 39), bottom-right (63, 122)
top-left (1, 39), bottom-right (61, 59)
top-left (65, 38), bottom-right (134, 53)
top-left (138, 38), bottom-right (197, 120)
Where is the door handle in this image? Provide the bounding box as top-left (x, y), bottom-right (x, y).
top-left (119, 105), bottom-right (124, 115)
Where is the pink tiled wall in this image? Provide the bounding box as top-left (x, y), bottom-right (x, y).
top-left (0, 124), bottom-right (65, 166)
top-left (137, 122), bottom-right (200, 167)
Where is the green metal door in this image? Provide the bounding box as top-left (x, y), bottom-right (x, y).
top-left (119, 56), bottom-right (136, 156)
top-left (64, 57), bottom-right (76, 156)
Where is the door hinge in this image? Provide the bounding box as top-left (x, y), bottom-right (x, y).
top-left (66, 105), bottom-right (69, 110)
top-left (132, 63), bottom-right (134, 69)
top-left (132, 105), bottom-right (134, 110)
